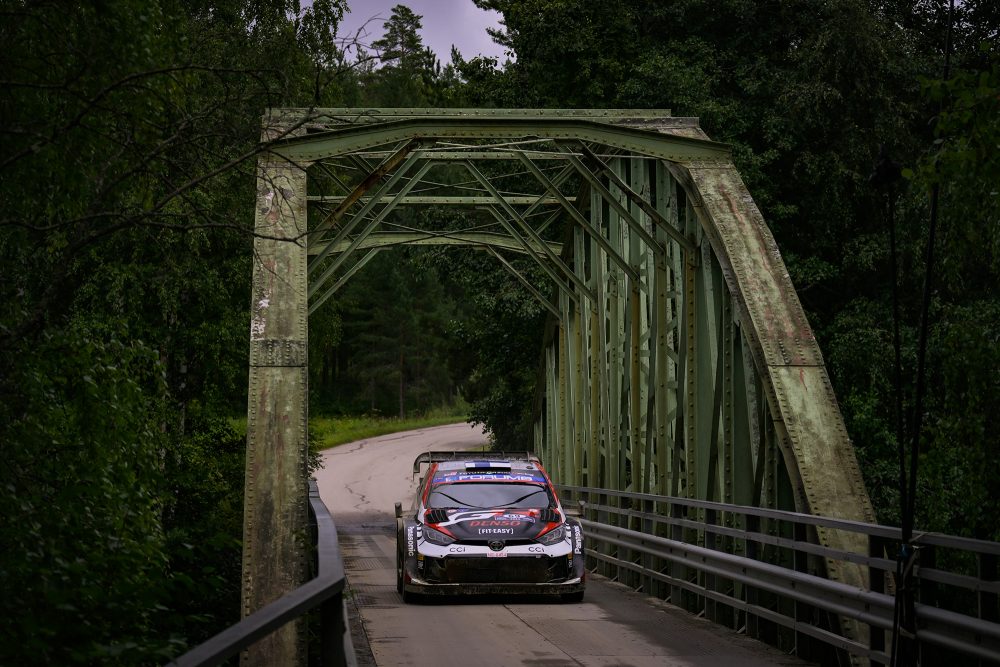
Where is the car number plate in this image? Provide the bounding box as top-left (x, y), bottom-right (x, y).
top-left (486, 551), bottom-right (508, 558)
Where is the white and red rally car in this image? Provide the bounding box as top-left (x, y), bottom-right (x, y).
top-left (395, 451), bottom-right (586, 602)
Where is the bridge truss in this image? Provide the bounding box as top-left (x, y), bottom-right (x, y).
top-left (245, 108), bottom-right (875, 664)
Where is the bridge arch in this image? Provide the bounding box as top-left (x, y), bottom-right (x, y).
top-left (244, 108), bottom-right (875, 664)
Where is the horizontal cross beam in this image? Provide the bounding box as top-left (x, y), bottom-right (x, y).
top-left (307, 195), bottom-right (571, 206)
top-left (306, 231), bottom-right (561, 256)
top-left (271, 119), bottom-right (731, 163)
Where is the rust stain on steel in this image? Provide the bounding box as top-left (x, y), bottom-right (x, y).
top-left (693, 166), bottom-right (822, 369)
top-left (314, 139), bottom-right (420, 234)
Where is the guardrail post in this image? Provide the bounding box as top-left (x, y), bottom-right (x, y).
top-left (629, 495), bottom-right (641, 591)
top-left (670, 501), bottom-right (690, 611)
top-left (320, 593), bottom-right (348, 667)
top-left (869, 534), bottom-right (888, 666)
top-left (731, 508), bottom-right (746, 632)
top-left (653, 498), bottom-right (670, 600)
top-left (918, 543), bottom-right (937, 608)
top-left (792, 521), bottom-right (813, 659)
top-left (705, 507), bottom-right (718, 623)
top-left (577, 495), bottom-right (590, 572)
top-left (642, 497), bottom-right (654, 595)
top-left (596, 491), bottom-right (612, 579)
top-left (622, 494), bottom-right (637, 590)
top-left (744, 513), bottom-right (770, 644)
top-left (917, 543), bottom-right (937, 664)
top-left (980, 553), bottom-right (998, 667)
top-left (980, 552), bottom-right (998, 622)
top-left (721, 508), bottom-right (738, 631)
top-left (772, 514), bottom-right (795, 654)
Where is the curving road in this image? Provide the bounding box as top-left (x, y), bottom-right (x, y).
top-left (315, 423), bottom-right (809, 667)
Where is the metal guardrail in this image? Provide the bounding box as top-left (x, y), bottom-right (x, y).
top-left (557, 484), bottom-right (1000, 666)
top-left (166, 480), bottom-right (354, 667)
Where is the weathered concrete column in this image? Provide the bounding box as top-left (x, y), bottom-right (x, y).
top-left (242, 144), bottom-right (309, 666)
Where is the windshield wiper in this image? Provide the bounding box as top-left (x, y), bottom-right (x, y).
top-left (498, 489), bottom-right (547, 508)
top-left (429, 491), bottom-right (490, 509)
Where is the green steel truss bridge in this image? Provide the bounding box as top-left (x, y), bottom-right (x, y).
top-left (193, 109), bottom-right (999, 667)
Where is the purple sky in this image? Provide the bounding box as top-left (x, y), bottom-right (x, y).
top-left (338, 0), bottom-right (509, 63)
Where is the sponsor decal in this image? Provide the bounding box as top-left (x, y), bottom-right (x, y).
top-left (406, 526), bottom-right (415, 557)
top-left (486, 551), bottom-right (508, 558)
top-left (448, 546), bottom-right (466, 553)
top-left (527, 545), bottom-right (545, 553)
top-left (478, 528), bottom-right (514, 535)
top-left (465, 461), bottom-right (511, 469)
top-left (469, 519), bottom-right (522, 527)
top-left (573, 525), bottom-right (583, 555)
top-left (433, 472), bottom-right (546, 484)
top-left (436, 510), bottom-right (533, 528)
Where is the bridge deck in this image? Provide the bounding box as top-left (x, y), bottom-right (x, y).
top-left (316, 424), bottom-right (812, 667)
top-left (339, 525), bottom-right (811, 667)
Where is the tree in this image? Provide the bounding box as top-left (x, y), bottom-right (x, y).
top-left (902, 50), bottom-right (1000, 538)
top-left (311, 246), bottom-right (467, 418)
top-left (366, 4), bottom-right (437, 106)
top-left (0, 0), bottom-right (354, 661)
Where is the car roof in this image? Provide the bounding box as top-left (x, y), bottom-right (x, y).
top-left (428, 460), bottom-right (550, 486)
top-left (433, 459), bottom-right (541, 472)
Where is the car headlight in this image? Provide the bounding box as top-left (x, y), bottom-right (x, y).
top-left (536, 524), bottom-right (566, 546)
top-left (422, 525), bottom-right (456, 546)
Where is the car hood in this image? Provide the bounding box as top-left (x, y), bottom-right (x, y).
top-left (424, 508), bottom-right (557, 541)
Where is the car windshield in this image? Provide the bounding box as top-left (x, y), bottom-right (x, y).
top-left (427, 482), bottom-right (553, 509)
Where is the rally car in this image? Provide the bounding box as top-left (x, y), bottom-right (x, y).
top-left (394, 451), bottom-right (585, 602)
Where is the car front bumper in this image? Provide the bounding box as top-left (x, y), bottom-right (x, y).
top-left (402, 551), bottom-right (586, 596)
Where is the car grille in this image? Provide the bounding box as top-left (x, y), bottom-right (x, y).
top-left (424, 556), bottom-right (569, 584)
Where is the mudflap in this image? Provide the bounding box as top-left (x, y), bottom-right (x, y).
top-left (397, 520), bottom-right (421, 601)
top-left (567, 517), bottom-right (587, 583)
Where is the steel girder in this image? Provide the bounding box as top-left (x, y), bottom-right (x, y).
top-left (531, 148), bottom-right (876, 653)
top-left (247, 109), bottom-right (876, 662)
top-left (243, 138), bottom-right (310, 666)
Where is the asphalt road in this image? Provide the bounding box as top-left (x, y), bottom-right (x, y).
top-left (315, 423), bottom-right (809, 667)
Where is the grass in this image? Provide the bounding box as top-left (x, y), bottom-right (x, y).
top-left (309, 411), bottom-right (471, 451)
top-left (229, 404), bottom-right (474, 452)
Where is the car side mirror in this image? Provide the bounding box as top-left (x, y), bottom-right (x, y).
top-left (394, 502), bottom-right (403, 519)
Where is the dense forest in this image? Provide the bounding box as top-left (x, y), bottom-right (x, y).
top-left (0, 0), bottom-right (996, 663)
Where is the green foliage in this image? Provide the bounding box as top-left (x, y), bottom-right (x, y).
top-left (309, 408), bottom-right (471, 450)
top-left (434, 243), bottom-right (550, 449)
top-left (826, 298), bottom-right (907, 526)
top-left (0, 0), bottom-right (357, 662)
top-left (356, 4), bottom-right (441, 106)
top-left (917, 301), bottom-right (1000, 540)
top-left (159, 409), bottom-right (245, 644)
top-left (901, 49), bottom-right (1000, 538)
top-left (909, 51), bottom-right (1000, 294)
top-left (310, 248), bottom-right (468, 417)
top-left (0, 332), bottom-right (176, 664)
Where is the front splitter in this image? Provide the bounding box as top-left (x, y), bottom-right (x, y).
top-left (404, 577), bottom-right (585, 597)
